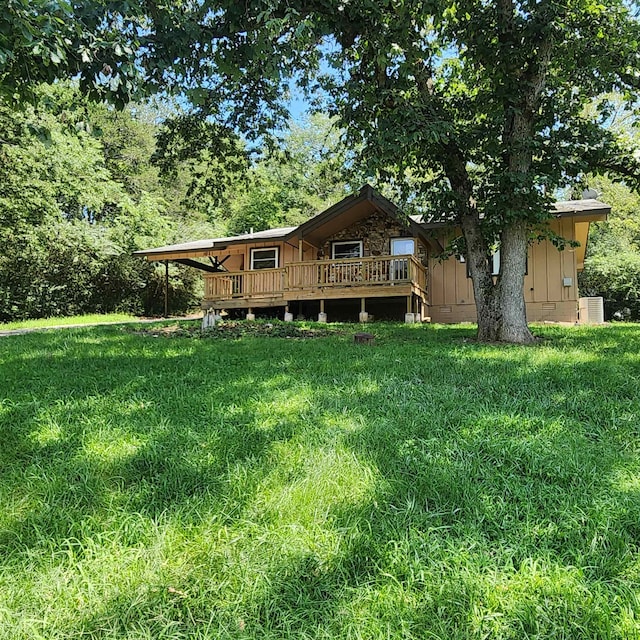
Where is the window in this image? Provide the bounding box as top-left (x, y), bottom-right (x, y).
top-left (459, 251), bottom-right (499, 276)
top-left (250, 247), bottom-right (279, 270)
top-left (391, 238), bottom-right (415, 256)
top-left (391, 238), bottom-right (415, 280)
top-left (331, 240), bottom-right (363, 259)
top-left (463, 248), bottom-right (527, 277)
top-left (459, 254), bottom-right (470, 278)
top-left (489, 250), bottom-right (529, 276)
top-left (491, 249), bottom-right (500, 276)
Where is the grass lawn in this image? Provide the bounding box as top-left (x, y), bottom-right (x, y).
top-left (0, 313), bottom-right (141, 331)
top-left (1, 320), bottom-right (640, 639)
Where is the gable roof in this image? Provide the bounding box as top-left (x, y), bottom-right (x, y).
top-left (134, 185), bottom-right (437, 259)
top-left (134, 186), bottom-right (610, 260)
top-left (285, 184), bottom-right (434, 248)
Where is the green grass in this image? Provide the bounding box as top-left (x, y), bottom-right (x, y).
top-left (1, 320), bottom-right (640, 639)
top-left (0, 312), bottom-right (141, 331)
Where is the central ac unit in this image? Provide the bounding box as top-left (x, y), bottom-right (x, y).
top-left (579, 297), bottom-right (604, 324)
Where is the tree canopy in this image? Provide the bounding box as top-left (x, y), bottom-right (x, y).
top-left (0, 83), bottom-right (206, 320)
top-left (0, 80), bottom-right (353, 322)
top-left (3, 1), bottom-right (640, 340)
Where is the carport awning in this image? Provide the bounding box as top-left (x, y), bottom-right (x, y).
top-left (133, 226), bottom-right (297, 261)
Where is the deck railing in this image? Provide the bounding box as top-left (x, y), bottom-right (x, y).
top-left (204, 254), bottom-right (426, 300)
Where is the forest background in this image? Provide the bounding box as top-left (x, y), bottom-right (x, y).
top-left (1, 82), bottom-right (638, 322)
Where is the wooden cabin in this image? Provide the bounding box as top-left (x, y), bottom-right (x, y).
top-left (135, 185), bottom-right (609, 323)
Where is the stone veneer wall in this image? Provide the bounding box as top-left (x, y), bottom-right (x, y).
top-left (321, 209), bottom-right (420, 258)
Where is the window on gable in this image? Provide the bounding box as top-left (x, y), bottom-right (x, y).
top-left (250, 247), bottom-right (279, 270)
top-left (331, 240), bottom-right (363, 259)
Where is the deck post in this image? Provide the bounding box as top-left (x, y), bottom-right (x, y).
top-left (164, 260), bottom-right (169, 317)
top-left (404, 296), bottom-right (416, 324)
top-left (298, 239), bottom-right (303, 261)
top-left (318, 299), bottom-right (327, 323)
top-left (284, 304), bottom-right (293, 322)
top-left (246, 307), bottom-right (255, 321)
top-left (405, 295), bottom-right (415, 323)
top-left (359, 297), bottom-right (369, 323)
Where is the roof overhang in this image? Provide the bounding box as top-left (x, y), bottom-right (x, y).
top-left (418, 198), bottom-right (610, 231)
top-left (134, 191), bottom-right (610, 262)
top-left (551, 198), bottom-right (609, 221)
top-left (133, 226), bottom-right (297, 261)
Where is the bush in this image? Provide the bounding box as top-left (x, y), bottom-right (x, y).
top-left (0, 221), bottom-right (202, 322)
top-left (579, 251), bottom-right (640, 321)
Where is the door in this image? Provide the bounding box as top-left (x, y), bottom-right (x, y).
top-left (390, 238), bottom-right (415, 280)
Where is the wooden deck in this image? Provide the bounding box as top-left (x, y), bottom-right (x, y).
top-left (202, 255), bottom-right (428, 309)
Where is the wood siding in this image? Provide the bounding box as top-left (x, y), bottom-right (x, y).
top-left (429, 219), bottom-right (581, 323)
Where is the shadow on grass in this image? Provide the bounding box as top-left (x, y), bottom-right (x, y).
top-left (0, 323), bottom-right (639, 637)
top-left (1, 330), bottom-right (296, 531)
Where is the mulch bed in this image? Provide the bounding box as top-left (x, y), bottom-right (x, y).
top-left (127, 320), bottom-right (346, 340)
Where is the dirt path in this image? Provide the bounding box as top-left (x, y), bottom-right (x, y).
top-left (0, 315), bottom-right (202, 338)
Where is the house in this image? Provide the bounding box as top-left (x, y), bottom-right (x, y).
top-left (134, 185), bottom-right (609, 323)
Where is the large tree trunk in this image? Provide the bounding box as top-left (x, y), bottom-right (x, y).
top-left (464, 219), bottom-right (535, 344)
top-left (444, 149), bottom-right (535, 344)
